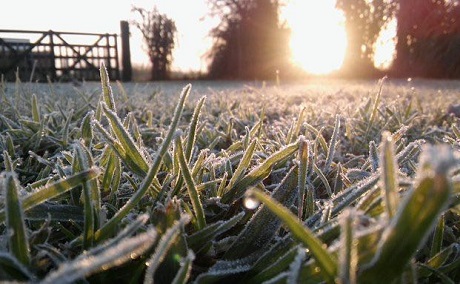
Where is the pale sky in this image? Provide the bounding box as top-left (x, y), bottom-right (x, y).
top-left (0, 0), bottom-right (217, 72)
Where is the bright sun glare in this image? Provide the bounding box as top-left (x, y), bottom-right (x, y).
top-left (283, 0), bottom-right (396, 75)
top-left (283, 0), bottom-right (347, 75)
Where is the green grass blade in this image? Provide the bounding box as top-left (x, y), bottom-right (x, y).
top-left (101, 102), bottom-right (149, 175)
top-left (338, 209), bottom-right (357, 284)
top-left (0, 168), bottom-right (100, 223)
top-left (248, 242), bottom-right (298, 283)
top-left (380, 131), bottom-right (399, 218)
top-left (2, 172), bottom-right (31, 266)
top-left (94, 84), bottom-right (191, 242)
top-left (194, 255), bottom-right (257, 284)
top-left (185, 96), bottom-right (206, 162)
top-left (287, 247), bottom-right (306, 284)
top-left (313, 163), bottom-right (333, 197)
top-left (359, 145), bottom-right (454, 283)
top-left (143, 216), bottom-right (190, 284)
top-left (172, 96), bottom-right (206, 196)
top-left (287, 107), bottom-right (306, 144)
top-left (0, 252), bottom-right (35, 281)
top-left (420, 243), bottom-right (456, 278)
top-left (99, 62), bottom-right (116, 111)
top-left (186, 211), bottom-right (244, 252)
top-left (4, 133), bottom-right (16, 159)
top-left (25, 204), bottom-right (84, 222)
top-left (365, 76), bottom-right (385, 137)
top-left (31, 93), bottom-right (40, 123)
top-left (298, 137), bottom-right (309, 219)
top-left (368, 140), bottom-right (379, 172)
top-left (225, 138), bottom-right (257, 192)
top-left (452, 124), bottom-right (460, 139)
top-left (42, 228), bottom-right (157, 284)
top-left (101, 148), bottom-right (122, 196)
top-left (74, 142), bottom-right (96, 248)
top-left (247, 189), bottom-right (338, 283)
top-left (171, 250), bottom-right (195, 284)
top-left (3, 150), bottom-right (14, 171)
top-left (430, 213), bottom-right (445, 258)
top-left (325, 115), bottom-right (340, 172)
top-left (224, 166), bottom-right (299, 260)
top-left (175, 137), bottom-right (206, 230)
top-left (80, 110), bottom-right (94, 147)
top-left (222, 141), bottom-right (299, 203)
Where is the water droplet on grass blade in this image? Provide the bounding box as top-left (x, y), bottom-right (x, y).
top-left (244, 196), bottom-right (260, 210)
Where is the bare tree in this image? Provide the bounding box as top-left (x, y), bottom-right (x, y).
top-left (131, 6), bottom-right (177, 80)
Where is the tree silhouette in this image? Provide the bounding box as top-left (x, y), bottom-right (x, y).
top-left (336, 0), bottom-right (397, 77)
top-left (206, 0), bottom-right (290, 80)
top-left (131, 6), bottom-right (177, 80)
top-left (393, 0), bottom-right (460, 78)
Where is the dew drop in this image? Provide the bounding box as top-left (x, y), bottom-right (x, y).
top-left (244, 196), bottom-right (260, 210)
top-left (130, 253), bottom-right (138, 259)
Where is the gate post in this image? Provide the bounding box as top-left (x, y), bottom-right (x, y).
top-left (120, 21), bottom-right (132, 82)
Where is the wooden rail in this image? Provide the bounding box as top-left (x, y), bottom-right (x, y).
top-left (0, 28), bottom-right (124, 82)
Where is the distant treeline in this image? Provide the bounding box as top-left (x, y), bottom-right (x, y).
top-left (134, 0), bottom-right (460, 80)
top-left (205, 0), bottom-right (460, 80)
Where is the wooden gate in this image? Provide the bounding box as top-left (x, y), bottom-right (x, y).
top-left (0, 29), bottom-right (120, 82)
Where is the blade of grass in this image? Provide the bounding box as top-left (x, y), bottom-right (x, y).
top-left (171, 250), bottom-right (195, 284)
top-left (185, 96), bottom-right (206, 162)
top-left (324, 115), bottom-right (340, 172)
top-left (2, 172), bottom-right (31, 266)
top-left (99, 62), bottom-right (116, 111)
top-left (225, 138), bottom-right (257, 192)
top-left (143, 215), bottom-right (190, 284)
top-left (430, 213), bottom-right (445, 258)
top-left (298, 137), bottom-right (309, 219)
top-left (365, 76), bottom-right (385, 137)
top-left (42, 228), bottom-right (157, 284)
top-left (380, 131), bottom-right (399, 218)
top-left (359, 145), bottom-right (453, 283)
top-left (74, 142), bottom-right (96, 248)
top-left (186, 211), bottom-right (244, 252)
top-left (222, 141), bottom-right (298, 203)
top-left (94, 84), bottom-right (191, 242)
top-left (101, 102), bottom-right (149, 175)
top-left (247, 189), bottom-right (337, 283)
top-left (80, 111), bottom-right (94, 147)
top-left (31, 93), bottom-right (40, 123)
top-left (338, 209), bottom-right (357, 284)
top-left (287, 247), bottom-right (306, 284)
top-left (0, 168), bottom-right (100, 223)
top-left (313, 163), bottom-right (333, 197)
top-left (287, 107), bottom-right (306, 144)
top-left (175, 137), bottom-right (206, 230)
top-left (0, 252), bottom-right (35, 281)
top-left (224, 166), bottom-right (299, 260)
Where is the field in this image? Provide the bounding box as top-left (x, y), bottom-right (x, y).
top-left (1, 69), bottom-right (460, 283)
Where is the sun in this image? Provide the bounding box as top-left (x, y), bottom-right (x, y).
top-left (283, 0), bottom-right (347, 75)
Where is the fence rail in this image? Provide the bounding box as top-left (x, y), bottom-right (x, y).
top-left (0, 29), bottom-right (122, 82)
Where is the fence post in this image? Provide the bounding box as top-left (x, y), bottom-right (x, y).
top-left (48, 30), bottom-right (57, 81)
top-left (120, 21), bottom-right (132, 82)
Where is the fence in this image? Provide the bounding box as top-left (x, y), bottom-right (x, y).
top-left (0, 24), bottom-right (131, 82)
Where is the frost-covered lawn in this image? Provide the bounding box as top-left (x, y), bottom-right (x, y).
top-left (0, 74), bottom-right (459, 283)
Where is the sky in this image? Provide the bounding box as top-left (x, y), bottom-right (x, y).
top-left (1, 1), bottom-right (397, 74)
